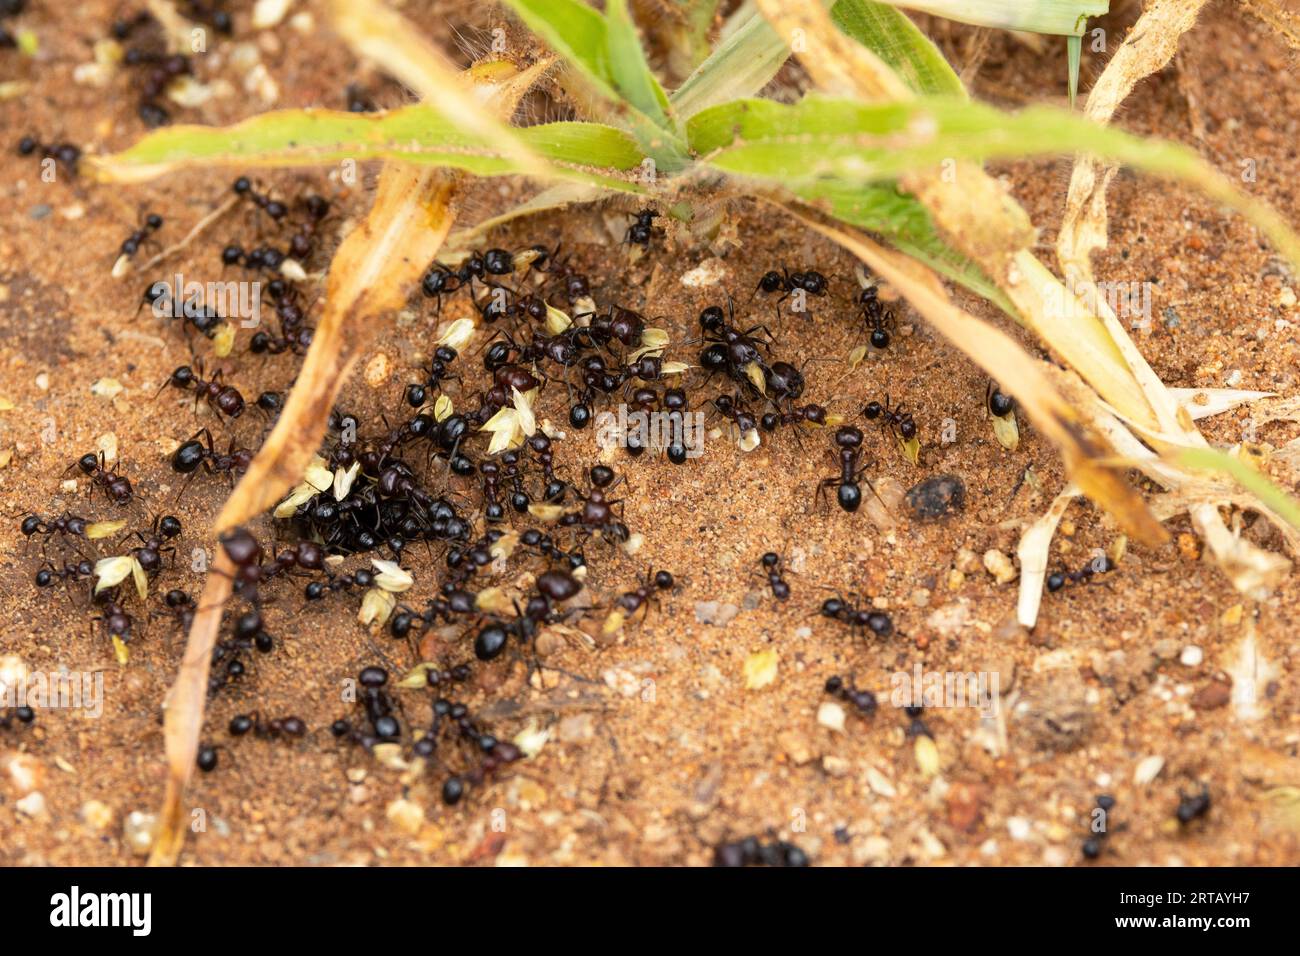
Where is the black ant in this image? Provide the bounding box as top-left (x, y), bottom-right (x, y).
top-left (1176, 784), bottom-right (1211, 825)
top-left (17, 135), bottom-right (81, 174)
top-left (34, 557), bottom-right (96, 590)
top-left (823, 674), bottom-right (878, 715)
top-left (415, 345), bottom-right (460, 397)
top-left (0, 705), bottom-right (36, 732)
top-left (758, 552), bottom-right (791, 601)
top-left (20, 512), bottom-right (93, 547)
top-left (228, 711), bottom-right (307, 740)
top-left (1046, 555), bottom-right (1115, 592)
top-left (160, 588), bottom-right (197, 631)
top-left (72, 452), bottom-right (134, 505)
top-left (286, 194), bottom-right (330, 261)
top-left (554, 466), bottom-right (629, 544)
top-left (714, 836), bottom-right (810, 868)
top-left (420, 262), bottom-right (463, 314)
top-left (856, 284), bottom-right (897, 350)
top-left (125, 514), bottom-right (183, 575)
top-left (349, 665), bottom-right (400, 741)
top-left (171, 429), bottom-right (254, 488)
top-left (697, 303), bottom-right (773, 396)
top-left (753, 267), bottom-right (829, 311)
top-left (217, 527), bottom-right (266, 601)
top-left (708, 393), bottom-right (758, 436)
top-left (1082, 793), bottom-right (1117, 860)
top-left (863, 395), bottom-right (917, 442)
top-left (125, 49), bottom-right (192, 128)
top-left (613, 569), bottom-right (674, 620)
top-left (92, 595), bottom-right (134, 644)
top-left (625, 207), bottom-right (657, 246)
top-left (819, 594), bottom-right (894, 638)
top-left (255, 390), bottom-right (285, 419)
top-left (232, 175), bottom-right (288, 221)
top-left (159, 364), bottom-right (246, 420)
top-left (986, 381), bottom-right (1015, 418)
top-left (142, 279), bottom-right (224, 340)
top-left (118, 212), bottom-right (163, 259)
top-left (303, 564), bottom-right (375, 602)
top-left (815, 426), bottom-right (873, 513)
top-left (760, 402), bottom-right (827, 434)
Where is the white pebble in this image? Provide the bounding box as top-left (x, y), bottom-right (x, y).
top-left (1134, 754), bottom-right (1165, 785)
top-left (1180, 645), bottom-right (1203, 667)
top-left (16, 791), bottom-right (47, 817)
top-left (1007, 816), bottom-right (1032, 841)
top-left (679, 258), bottom-right (727, 288)
top-left (252, 0), bottom-right (293, 30)
top-left (817, 701), bottom-right (846, 733)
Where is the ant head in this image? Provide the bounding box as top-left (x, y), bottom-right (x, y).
top-left (220, 527), bottom-right (263, 567)
top-left (699, 305), bottom-right (724, 333)
top-left (834, 426), bottom-right (863, 449)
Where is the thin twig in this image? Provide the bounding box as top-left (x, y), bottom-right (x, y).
top-left (134, 195), bottom-right (240, 275)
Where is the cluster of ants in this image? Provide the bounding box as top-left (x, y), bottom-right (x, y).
top-left (20, 467), bottom-right (185, 655)
top-left (10, 126), bottom-right (1110, 854)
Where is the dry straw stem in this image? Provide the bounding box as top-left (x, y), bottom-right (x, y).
top-left (147, 548), bottom-right (234, 866)
top-left (1056, 0), bottom-right (1211, 284)
top-left (1017, 485), bottom-right (1080, 628)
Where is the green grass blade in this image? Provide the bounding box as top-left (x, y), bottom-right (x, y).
top-left (605, 0), bottom-right (674, 129)
top-left (502, 0), bottom-right (689, 167)
top-left (1177, 447), bottom-right (1300, 534)
top-left (1067, 33), bottom-right (1081, 107)
top-left (831, 0), bottom-right (966, 96)
top-left (504, 0), bottom-right (615, 95)
top-left (886, 1), bottom-right (1108, 35)
top-left (670, 10), bottom-right (788, 118)
top-left (88, 107), bottom-right (648, 193)
top-left (688, 95), bottom-right (1300, 272)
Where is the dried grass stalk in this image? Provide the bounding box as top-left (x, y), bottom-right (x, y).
top-left (1056, 0), bottom-right (1211, 282)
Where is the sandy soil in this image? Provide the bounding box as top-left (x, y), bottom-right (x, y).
top-left (1, 0), bottom-right (1298, 866)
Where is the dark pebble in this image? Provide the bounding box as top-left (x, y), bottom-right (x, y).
top-left (905, 474), bottom-right (966, 519)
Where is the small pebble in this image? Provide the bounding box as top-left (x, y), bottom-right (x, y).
top-left (1133, 754), bottom-right (1165, 785)
top-left (123, 810), bottom-right (158, 857)
top-left (905, 474), bottom-right (966, 519)
top-left (364, 352), bottom-right (392, 388)
top-left (81, 799), bottom-right (114, 831)
top-left (16, 791), bottom-right (47, 817)
top-left (694, 601), bottom-right (739, 626)
top-left (817, 701), bottom-right (846, 733)
top-left (982, 549), bottom-right (1017, 584)
top-left (1179, 645), bottom-right (1203, 667)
